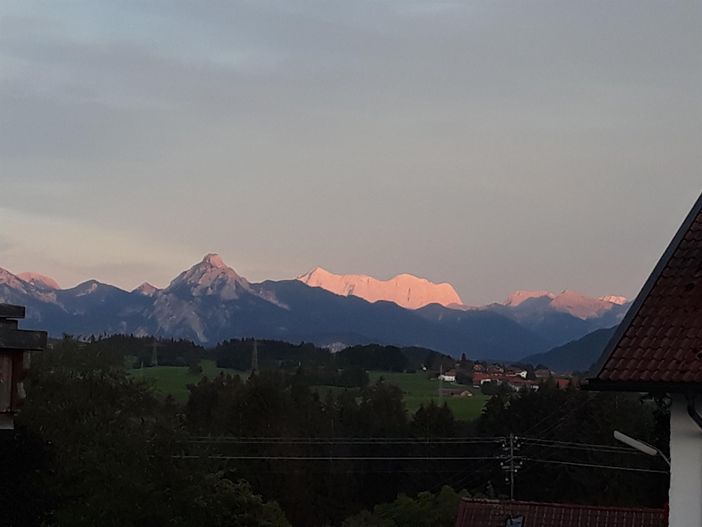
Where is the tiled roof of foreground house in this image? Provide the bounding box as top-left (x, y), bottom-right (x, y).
top-left (589, 193), bottom-right (702, 391)
top-left (455, 499), bottom-right (666, 527)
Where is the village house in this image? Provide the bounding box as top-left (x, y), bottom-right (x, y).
top-left (553, 376), bottom-right (574, 389)
top-left (472, 371), bottom-right (493, 387)
top-left (535, 368), bottom-right (552, 379)
top-left (588, 193), bottom-right (702, 526)
top-left (472, 371), bottom-right (540, 391)
top-left (438, 368), bottom-right (457, 382)
top-left (487, 364), bottom-right (504, 375)
top-left (505, 377), bottom-right (539, 391)
top-left (505, 367), bottom-right (528, 379)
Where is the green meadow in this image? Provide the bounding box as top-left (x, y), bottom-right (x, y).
top-left (130, 363), bottom-right (488, 421)
top-left (129, 360), bottom-right (243, 401)
top-left (368, 371), bottom-right (488, 421)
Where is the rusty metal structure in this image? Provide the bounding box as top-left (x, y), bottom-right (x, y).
top-left (0, 304), bottom-right (47, 429)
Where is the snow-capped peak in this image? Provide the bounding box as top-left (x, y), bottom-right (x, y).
top-left (501, 288), bottom-right (629, 320)
top-left (598, 295), bottom-right (628, 305)
top-left (18, 272), bottom-right (60, 290)
top-left (297, 267), bottom-right (333, 282)
top-left (297, 267), bottom-right (463, 309)
top-left (549, 289), bottom-right (613, 319)
top-left (504, 290), bottom-right (555, 307)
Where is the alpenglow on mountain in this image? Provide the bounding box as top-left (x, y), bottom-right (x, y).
top-left (502, 289), bottom-right (627, 319)
top-left (0, 254), bottom-right (628, 360)
top-left (297, 267), bottom-right (464, 309)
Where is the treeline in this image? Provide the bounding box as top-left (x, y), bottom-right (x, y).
top-left (213, 339), bottom-right (456, 373)
top-left (213, 339), bottom-right (328, 370)
top-left (76, 334), bottom-right (206, 368)
top-left (72, 335), bottom-right (457, 374)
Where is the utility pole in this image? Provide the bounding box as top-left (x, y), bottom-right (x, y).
top-left (501, 433), bottom-right (522, 500)
top-left (439, 362), bottom-right (444, 400)
top-left (150, 340), bottom-right (163, 367)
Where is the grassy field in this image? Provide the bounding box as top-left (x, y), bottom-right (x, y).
top-left (129, 360), bottom-right (243, 401)
top-left (130, 363), bottom-right (488, 421)
top-left (368, 371), bottom-right (488, 421)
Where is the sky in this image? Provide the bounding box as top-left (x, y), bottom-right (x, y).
top-left (0, 1), bottom-right (700, 305)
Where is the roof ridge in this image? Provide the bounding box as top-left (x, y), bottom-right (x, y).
top-left (589, 191), bottom-right (702, 387)
top-left (460, 497), bottom-right (665, 513)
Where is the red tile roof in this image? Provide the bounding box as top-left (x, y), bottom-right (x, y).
top-left (590, 193), bottom-right (702, 390)
top-left (455, 499), bottom-right (666, 527)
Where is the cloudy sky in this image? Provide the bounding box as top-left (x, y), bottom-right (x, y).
top-left (1, 1), bottom-right (700, 304)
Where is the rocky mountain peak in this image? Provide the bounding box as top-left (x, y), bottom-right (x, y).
top-left (133, 282), bottom-right (159, 296)
top-left (0, 267), bottom-right (28, 290)
top-left (202, 253), bottom-right (227, 269)
top-left (165, 254), bottom-right (251, 300)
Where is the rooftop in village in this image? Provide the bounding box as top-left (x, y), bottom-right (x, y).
top-left (455, 498), bottom-right (666, 527)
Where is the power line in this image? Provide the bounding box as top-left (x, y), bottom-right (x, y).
top-left (185, 437), bottom-right (505, 445)
top-left (522, 457), bottom-right (669, 475)
top-left (184, 435), bottom-right (651, 453)
top-left (521, 436), bottom-right (636, 450)
top-left (190, 436), bottom-right (506, 441)
top-left (174, 455), bottom-right (503, 461)
top-left (519, 437), bottom-right (645, 455)
top-left (180, 433), bottom-right (669, 485)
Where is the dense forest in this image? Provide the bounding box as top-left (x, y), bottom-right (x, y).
top-left (1, 335), bottom-right (670, 526)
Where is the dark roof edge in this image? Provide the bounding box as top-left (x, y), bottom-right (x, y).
top-left (589, 192), bottom-right (702, 382)
top-left (0, 304), bottom-right (26, 319)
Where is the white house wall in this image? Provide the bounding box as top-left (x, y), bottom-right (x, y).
top-left (669, 395), bottom-right (702, 526)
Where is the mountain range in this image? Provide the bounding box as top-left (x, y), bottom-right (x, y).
top-left (0, 254), bottom-right (629, 361)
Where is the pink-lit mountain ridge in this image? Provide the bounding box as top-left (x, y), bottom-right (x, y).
top-left (502, 289), bottom-right (627, 320)
top-left (297, 269), bottom-right (628, 343)
top-left (297, 267), bottom-right (464, 310)
top-left (0, 254), bottom-right (628, 360)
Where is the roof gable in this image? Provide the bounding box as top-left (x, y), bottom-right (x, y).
top-left (590, 193), bottom-right (702, 390)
